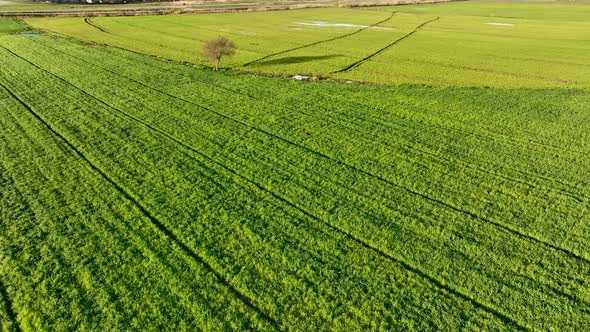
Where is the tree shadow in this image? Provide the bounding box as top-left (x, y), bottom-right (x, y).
top-left (255, 54), bottom-right (343, 66)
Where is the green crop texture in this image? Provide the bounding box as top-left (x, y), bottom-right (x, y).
top-left (2, 3), bottom-right (590, 330)
top-left (0, 18), bottom-right (28, 35)
top-left (26, 1), bottom-right (590, 87)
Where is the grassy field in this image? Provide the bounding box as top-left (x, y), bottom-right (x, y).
top-left (2, 9), bottom-right (590, 329)
top-left (0, 18), bottom-right (28, 34)
top-left (25, 1), bottom-right (590, 87)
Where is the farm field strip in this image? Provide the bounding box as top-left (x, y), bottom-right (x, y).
top-left (0, 39), bottom-right (536, 332)
top-left (65, 35), bottom-right (590, 166)
top-left (245, 12), bottom-right (434, 73)
top-left (332, 10), bottom-right (590, 86)
top-left (3, 35), bottom-right (590, 328)
top-left (334, 16), bottom-right (439, 73)
top-left (25, 4), bottom-right (590, 87)
top-left (22, 36), bottom-right (585, 241)
top-left (9, 83), bottom-right (527, 330)
top-left (244, 10), bottom-right (396, 66)
top-left (29, 8), bottom-right (395, 67)
top-left (17, 36), bottom-right (590, 257)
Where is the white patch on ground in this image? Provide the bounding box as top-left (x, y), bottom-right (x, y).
top-left (292, 75), bottom-right (310, 81)
top-left (485, 22), bottom-right (514, 26)
top-left (291, 27), bottom-right (304, 31)
top-left (0, 1), bottom-right (11, 5)
top-left (293, 21), bottom-right (393, 30)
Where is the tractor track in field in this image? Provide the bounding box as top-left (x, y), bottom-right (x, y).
top-left (0, 45), bottom-right (537, 330)
top-left (243, 10), bottom-right (396, 66)
top-left (7, 41), bottom-right (589, 267)
top-left (334, 16), bottom-right (439, 73)
top-left (30, 39), bottom-right (590, 208)
top-left (0, 280), bottom-right (21, 332)
top-left (0, 79), bottom-right (281, 332)
top-left (84, 18), bottom-right (109, 34)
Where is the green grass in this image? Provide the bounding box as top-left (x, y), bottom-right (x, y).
top-left (3, 4), bottom-right (590, 330)
top-left (1, 28), bottom-right (590, 330)
top-left (0, 18), bottom-right (29, 34)
top-left (26, 1), bottom-right (590, 87)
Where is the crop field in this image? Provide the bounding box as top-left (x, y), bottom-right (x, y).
top-left (26, 1), bottom-right (590, 87)
top-left (1, 1), bottom-right (590, 330)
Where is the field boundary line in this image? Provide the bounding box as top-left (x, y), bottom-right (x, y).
top-left (333, 16), bottom-right (439, 73)
top-left (0, 80), bottom-right (281, 332)
top-left (243, 10), bottom-right (396, 66)
top-left (10, 41), bottom-right (589, 266)
top-left (0, 55), bottom-right (530, 330)
top-left (0, 280), bottom-right (22, 332)
top-left (84, 18), bottom-right (109, 34)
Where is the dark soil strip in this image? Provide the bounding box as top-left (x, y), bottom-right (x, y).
top-left (243, 11), bottom-right (396, 66)
top-left (0, 280), bottom-right (21, 332)
top-left (84, 18), bottom-right (108, 34)
top-left (0, 81), bottom-right (281, 332)
top-left (333, 16), bottom-right (439, 73)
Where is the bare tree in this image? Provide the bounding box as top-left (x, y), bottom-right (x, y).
top-left (202, 36), bottom-right (236, 70)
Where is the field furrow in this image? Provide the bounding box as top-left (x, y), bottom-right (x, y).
top-left (0, 280), bottom-right (20, 332)
top-left (244, 10), bottom-right (396, 66)
top-left (335, 16), bottom-right (439, 73)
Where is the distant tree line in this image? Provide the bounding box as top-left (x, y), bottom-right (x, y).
top-left (44, 0), bottom-right (152, 4)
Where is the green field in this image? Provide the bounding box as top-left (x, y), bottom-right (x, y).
top-left (27, 1), bottom-right (590, 87)
top-left (2, 1), bottom-right (590, 330)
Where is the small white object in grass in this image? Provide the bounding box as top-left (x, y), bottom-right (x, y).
top-left (485, 22), bottom-right (514, 26)
top-left (293, 75), bottom-right (310, 81)
top-left (293, 22), bottom-right (393, 30)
